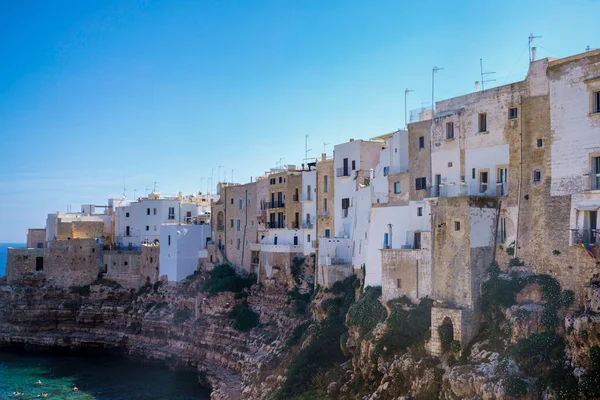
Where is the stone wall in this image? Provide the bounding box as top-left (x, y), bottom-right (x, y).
top-left (259, 249), bottom-right (302, 288)
top-left (56, 220), bottom-right (105, 240)
top-left (381, 247), bottom-right (431, 302)
top-left (316, 158), bottom-right (334, 238)
top-left (26, 229), bottom-right (46, 248)
top-left (407, 119), bottom-right (432, 201)
top-left (428, 307), bottom-right (474, 356)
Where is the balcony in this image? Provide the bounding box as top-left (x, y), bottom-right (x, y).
top-left (341, 208), bottom-right (349, 218)
top-left (319, 256), bottom-right (351, 265)
top-left (301, 193), bottom-right (313, 202)
top-left (317, 210), bottom-right (330, 219)
top-left (302, 221), bottom-right (314, 229)
top-left (336, 167), bottom-right (351, 178)
top-left (217, 225), bottom-right (224, 231)
top-left (571, 229), bottom-right (599, 245)
top-left (292, 222), bottom-right (300, 229)
top-left (265, 201), bottom-right (285, 209)
top-left (292, 194), bottom-right (299, 202)
top-left (266, 221), bottom-right (285, 229)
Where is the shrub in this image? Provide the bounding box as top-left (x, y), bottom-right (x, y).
top-left (291, 256), bottom-right (305, 285)
top-left (512, 332), bottom-right (564, 374)
top-left (92, 278), bottom-right (123, 290)
top-left (376, 297), bottom-right (432, 355)
top-left (62, 300), bottom-right (80, 310)
top-left (505, 376), bottom-right (527, 397)
top-left (287, 287), bottom-right (313, 315)
top-left (346, 286), bottom-right (387, 339)
top-left (288, 322), bottom-right (310, 347)
top-left (581, 346), bottom-right (600, 397)
top-left (173, 309), bottom-right (193, 325)
top-left (202, 264), bottom-right (255, 296)
top-left (438, 323), bottom-right (454, 353)
top-left (450, 340), bottom-right (461, 353)
top-left (229, 303), bottom-right (259, 332)
top-left (70, 285), bottom-right (90, 297)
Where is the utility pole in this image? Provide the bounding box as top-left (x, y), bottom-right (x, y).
top-left (218, 166), bottom-right (223, 183)
top-left (432, 66), bottom-right (443, 113)
top-left (479, 59), bottom-right (496, 91)
top-left (231, 169), bottom-right (235, 183)
top-left (528, 33), bottom-right (541, 62)
top-left (153, 181), bottom-right (159, 193)
top-left (323, 142), bottom-right (330, 155)
top-left (200, 177), bottom-right (205, 194)
top-left (404, 88), bottom-right (413, 128)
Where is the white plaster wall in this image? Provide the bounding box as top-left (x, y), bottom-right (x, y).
top-left (550, 64), bottom-right (600, 196)
top-left (318, 237), bottom-right (352, 264)
top-left (261, 228), bottom-right (303, 246)
top-left (302, 170), bottom-right (317, 255)
top-left (351, 186), bottom-right (373, 272)
top-left (431, 148), bottom-right (461, 196)
top-left (115, 198), bottom-right (181, 248)
top-left (364, 201), bottom-right (430, 286)
top-left (160, 224), bottom-right (211, 282)
top-left (469, 207), bottom-right (497, 248)
top-left (465, 144), bottom-right (510, 196)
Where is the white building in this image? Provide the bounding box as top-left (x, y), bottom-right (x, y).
top-left (301, 169), bottom-right (317, 256)
top-left (114, 192), bottom-right (213, 249)
top-left (160, 223), bottom-right (212, 282)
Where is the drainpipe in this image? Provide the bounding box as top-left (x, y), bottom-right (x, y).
top-left (515, 95), bottom-right (523, 258)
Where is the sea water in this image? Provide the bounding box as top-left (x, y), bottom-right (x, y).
top-left (0, 243), bottom-right (25, 278)
top-left (0, 351), bottom-right (211, 399)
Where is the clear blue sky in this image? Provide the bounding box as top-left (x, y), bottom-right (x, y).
top-left (0, 0), bottom-right (597, 242)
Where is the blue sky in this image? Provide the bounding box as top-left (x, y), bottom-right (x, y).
top-left (0, 0), bottom-right (597, 242)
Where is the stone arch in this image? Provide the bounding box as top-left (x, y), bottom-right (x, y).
top-left (439, 316), bottom-right (454, 353)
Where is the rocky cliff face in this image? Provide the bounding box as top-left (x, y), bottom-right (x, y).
top-left (0, 274), bottom-right (306, 399)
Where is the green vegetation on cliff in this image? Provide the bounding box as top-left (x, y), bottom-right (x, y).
top-left (201, 264), bottom-right (255, 296)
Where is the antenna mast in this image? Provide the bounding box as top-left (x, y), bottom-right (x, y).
top-left (479, 59), bottom-right (496, 91)
top-left (528, 33), bottom-right (542, 61)
top-left (304, 134), bottom-right (312, 163)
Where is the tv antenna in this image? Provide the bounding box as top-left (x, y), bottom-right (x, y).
top-left (528, 33), bottom-right (542, 61)
top-left (323, 142), bottom-right (330, 154)
top-left (304, 134), bottom-right (312, 163)
top-left (153, 181), bottom-right (159, 193)
top-left (479, 59), bottom-right (496, 91)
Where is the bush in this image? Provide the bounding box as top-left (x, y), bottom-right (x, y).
top-left (62, 300), bottom-right (80, 310)
top-left (173, 309), bottom-right (193, 325)
top-left (229, 303), bottom-right (259, 332)
top-left (287, 287), bottom-right (313, 315)
top-left (70, 285), bottom-right (90, 297)
top-left (346, 286), bottom-right (387, 339)
top-left (288, 322), bottom-right (310, 347)
top-left (376, 297), bottom-right (432, 355)
top-left (202, 264), bottom-right (255, 296)
top-left (291, 256), bottom-right (305, 285)
top-left (450, 340), bottom-right (461, 353)
top-left (505, 376), bottom-right (527, 397)
top-left (512, 332), bottom-right (564, 374)
top-left (91, 278), bottom-right (123, 290)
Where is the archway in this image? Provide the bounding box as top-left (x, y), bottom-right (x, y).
top-left (217, 211), bottom-right (224, 229)
top-left (438, 316), bottom-right (454, 353)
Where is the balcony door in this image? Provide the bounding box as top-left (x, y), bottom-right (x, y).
top-left (585, 211), bottom-right (598, 243)
top-left (435, 174), bottom-right (441, 197)
top-left (497, 167), bottom-right (507, 196)
top-left (343, 158), bottom-right (349, 176)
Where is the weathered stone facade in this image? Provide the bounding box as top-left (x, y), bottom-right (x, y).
top-left (316, 156), bottom-right (334, 238)
top-left (26, 228), bottom-right (46, 248)
top-left (103, 243), bottom-right (160, 289)
top-left (56, 220), bottom-right (105, 241)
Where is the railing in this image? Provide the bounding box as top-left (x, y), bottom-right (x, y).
top-left (336, 167), bottom-right (350, 177)
top-left (425, 184), bottom-right (474, 198)
top-left (588, 173), bottom-right (600, 191)
top-left (571, 229), bottom-right (599, 244)
top-left (317, 210), bottom-right (330, 218)
top-left (409, 105), bottom-right (433, 123)
top-left (388, 166), bottom-right (409, 175)
top-left (266, 221), bottom-right (285, 229)
top-left (496, 182), bottom-right (507, 197)
top-left (341, 208), bottom-right (349, 218)
top-left (302, 222), bottom-right (314, 229)
top-left (372, 192), bottom-right (389, 204)
top-left (216, 225), bottom-right (224, 231)
top-left (301, 193), bottom-right (313, 202)
top-left (292, 194), bottom-right (299, 202)
top-left (265, 201), bottom-right (285, 209)
top-left (292, 222), bottom-right (300, 229)
top-left (331, 257), bottom-right (351, 265)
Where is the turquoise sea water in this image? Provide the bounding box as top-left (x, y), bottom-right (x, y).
top-left (0, 351), bottom-right (211, 400)
top-left (0, 243), bottom-right (25, 278)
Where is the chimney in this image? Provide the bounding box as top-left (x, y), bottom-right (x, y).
top-left (349, 138), bottom-right (354, 142)
top-left (475, 81), bottom-right (480, 92)
top-left (531, 47), bottom-right (537, 61)
top-left (321, 153), bottom-right (326, 162)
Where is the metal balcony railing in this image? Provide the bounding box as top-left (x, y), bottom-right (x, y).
top-left (265, 201), bottom-right (285, 209)
top-left (571, 229), bottom-right (600, 244)
top-left (336, 167), bottom-right (351, 177)
top-left (588, 173), bottom-right (600, 191)
top-left (266, 221), bottom-right (285, 229)
top-left (317, 210), bottom-right (330, 218)
top-left (292, 222), bottom-right (300, 229)
top-left (301, 193), bottom-right (313, 202)
top-left (372, 192), bottom-right (389, 204)
top-left (341, 208), bottom-right (349, 218)
top-left (302, 222), bottom-right (314, 229)
top-left (217, 225), bottom-right (224, 231)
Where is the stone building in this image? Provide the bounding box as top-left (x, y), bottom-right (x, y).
top-left (316, 154), bottom-right (334, 239)
top-left (26, 228), bottom-right (46, 249)
top-left (103, 243), bottom-right (160, 289)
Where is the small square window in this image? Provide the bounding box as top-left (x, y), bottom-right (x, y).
top-left (419, 136), bottom-right (425, 149)
top-left (146, 226), bottom-right (149, 231)
top-left (446, 122), bottom-right (454, 139)
top-left (153, 208), bottom-right (157, 215)
top-left (537, 139), bottom-right (543, 148)
top-left (279, 177), bottom-right (283, 183)
top-left (509, 107), bottom-right (518, 119)
top-left (455, 221), bottom-right (461, 231)
top-left (534, 170), bottom-right (542, 183)
top-left (230, 198), bottom-right (234, 205)
top-left (126, 212), bottom-right (129, 218)
top-left (417, 207), bottom-right (423, 216)
top-left (394, 182), bottom-right (401, 194)
top-left (352, 160), bottom-right (356, 170)
top-left (448, 162), bottom-right (453, 168)
top-left (396, 279), bottom-right (401, 288)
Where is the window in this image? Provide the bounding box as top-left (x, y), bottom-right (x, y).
top-left (279, 177), bottom-right (283, 183)
top-left (237, 220), bottom-right (241, 231)
top-left (592, 156), bottom-right (600, 190)
top-left (324, 198), bottom-right (328, 211)
top-left (414, 232), bottom-right (421, 249)
top-left (509, 107), bottom-right (518, 119)
top-left (394, 182), bottom-right (401, 194)
top-left (478, 113), bottom-right (487, 132)
top-left (154, 225), bottom-right (157, 231)
top-left (37, 242), bottom-right (44, 248)
top-left (448, 162), bottom-right (453, 168)
top-left (126, 226), bottom-right (130, 236)
top-left (594, 91), bottom-right (600, 114)
top-left (237, 238), bottom-right (241, 250)
top-left (274, 236), bottom-right (278, 245)
top-left (124, 261), bottom-right (128, 266)
top-left (396, 279), bottom-right (401, 289)
top-left (324, 175), bottom-right (329, 192)
top-left (446, 122), bottom-right (454, 139)
top-left (146, 226), bottom-right (149, 231)
top-left (247, 198), bottom-right (251, 205)
top-left (230, 198), bottom-right (234, 205)
top-left (147, 208), bottom-right (150, 215)
top-left (230, 219), bottom-right (234, 228)
top-left (237, 199), bottom-right (242, 209)
top-left (419, 136), bottom-right (425, 149)
top-left (153, 208), bottom-right (157, 215)
top-left (383, 166), bottom-right (389, 177)
top-left (415, 177), bottom-right (427, 190)
top-left (455, 221), bottom-right (461, 231)
top-left (499, 217), bottom-right (507, 243)
top-left (325, 229), bottom-right (330, 238)
top-left (417, 207), bottom-right (423, 216)
top-left (342, 198), bottom-right (350, 218)
top-left (126, 212), bottom-right (130, 218)
top-left (533, 169), bottom-right (542, 183)
top-left (537, 139), bottom-right (543, 148)
top-left (383, 233), bottom-right (389, 249)
top-left (307, 234), bottom-right (311, 243)
top-left (168, 235), bottom-right (171, 246)
top-left (352, 160), bottom-right (356, 170)
top-left (293, 236), bottom-right (298, 245)
top-left (36, 256), bottom-right (44, 271)
top-left (472, 168), bottom-right (476, 179)
top-left (168, 207), bottom-right (175, 220)
top-left (479, 171), bottom-right (489, 193)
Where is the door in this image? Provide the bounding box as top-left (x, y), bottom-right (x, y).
top-left (593, 157), bottom-right (600, 190)
top-left (435, 175), bottom-right (441, 197)
top-left (325, 229), bottom-right (330, 238)
top-left (343, 158), bottom-right (349, 176)
top-left (277, 192), bottom-right (283, 207)
top-left (591, 211), bottom-right (598, 244)
top-left (497, 168), bottom-right (507, 196)
top-left (383, 233), bottom-right (389, 249)
top-left (414, 232), bottom-right (422, 249)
